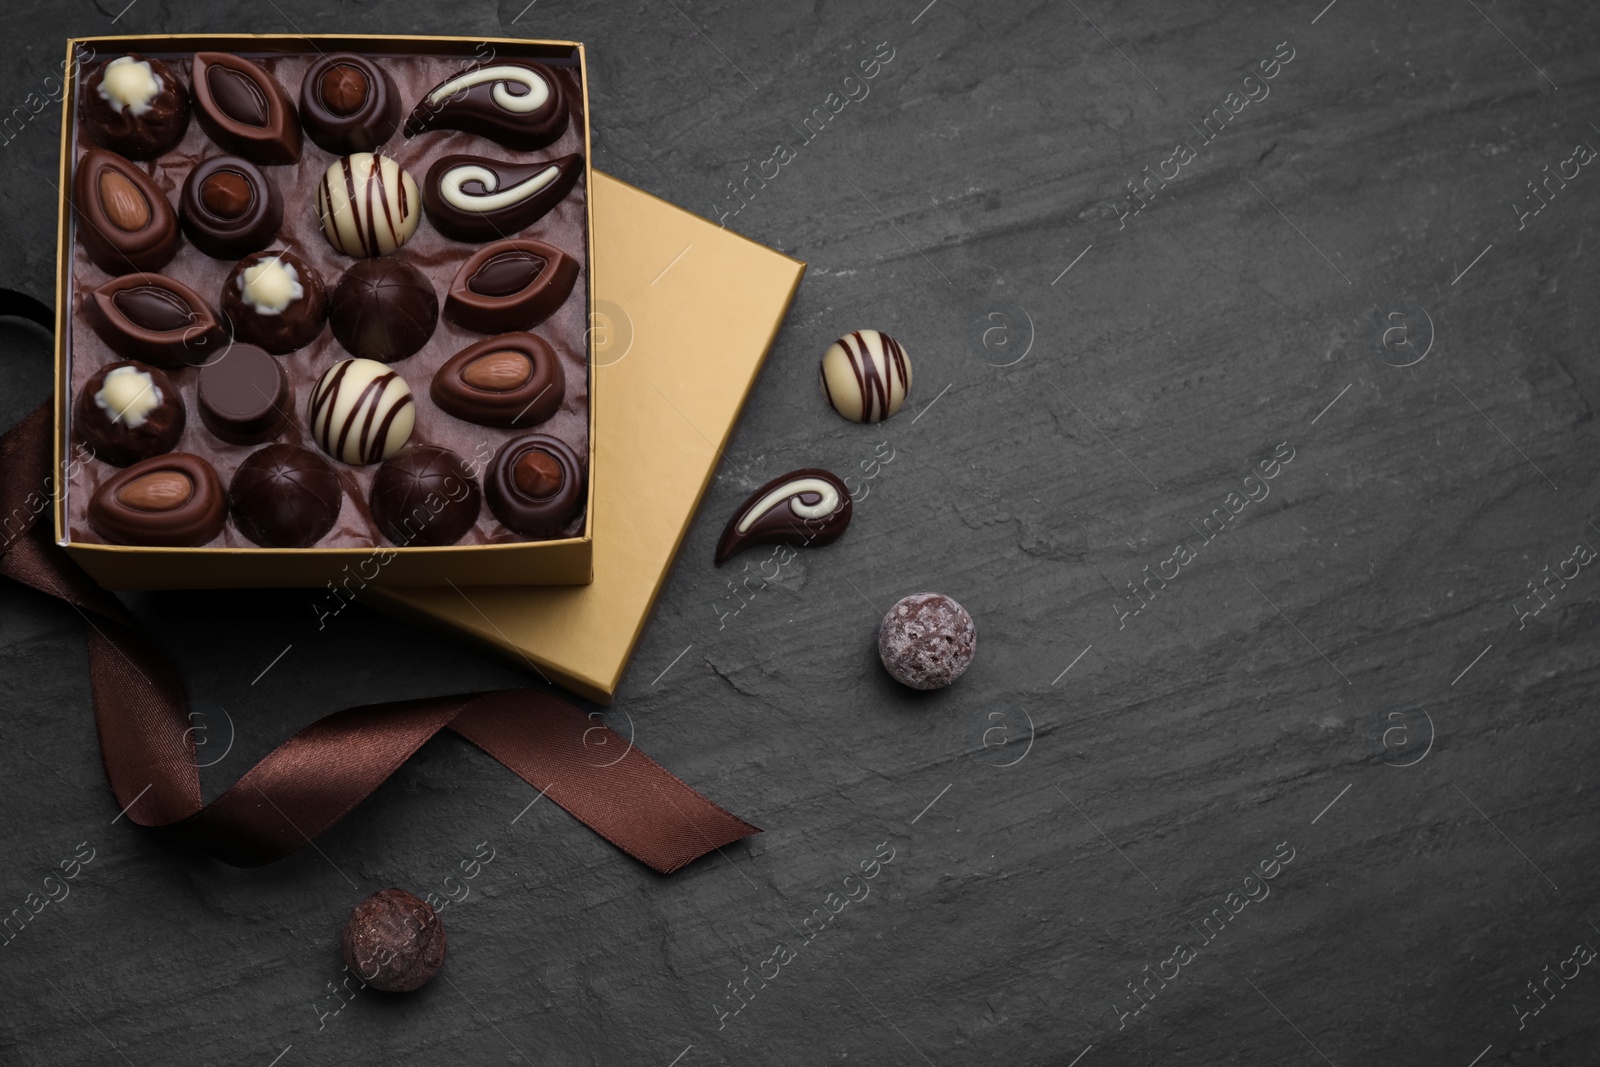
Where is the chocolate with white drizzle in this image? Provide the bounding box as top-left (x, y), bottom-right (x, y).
top-left (714, 468), bottom-right (853, 566)
top-left (819, 329), bottom-right (913, 424)
top-left (315, 152), bottom-right (421, 257)
top-left (403, 61), bottom-right (568, 151)
top-left (308, 358), bottom-right (416, 465)
top-left (422, 153), bottom-right (583, 242)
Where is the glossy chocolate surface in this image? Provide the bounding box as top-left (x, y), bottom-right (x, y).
top-left (198, 343), bottom-right (290, 445)
top-left (179, 155), bottom-right (284, 259)
top-left (221, 250), bottom-right (327, 354)
top-left (80, 54), bottom-right (190, 160)
top-left (370, 445), bottom-right (483, 546)
top-left (83, 272), bottom-right (227, 367)
top-left (485, 434), bottom-right (583, 537)
top-left (714, 468), bottom-right (853, 566)
top-left (444, 238), bottom-right (579, 334)
top-left (88, 452), bottom-right (227, 547)
top-left (229, 443), bottom-right (344, 548)
top-left (422, 153), bottom-right (583, 242)
top-left (431, 332), bottom-right (565, 428)
top-left (191, 52), bottom-right (303, 165)
top-left (404, 60), bottom-right (568, 151)
top-left (72, 149), bottom-right (180, 274)
top-left (66, 51), bottom-right (589, 548)
top-left (73, 360), bottom-right (186, 467)
top-left (329, 258), bottom-right (438, 362)
top-left (300, 53), bottom-right (401, 155)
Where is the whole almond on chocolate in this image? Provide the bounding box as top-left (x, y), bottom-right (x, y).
top-left (98, 170), bottom-right (151, 231)
top-left (116, 470), bottom-right (194, 511)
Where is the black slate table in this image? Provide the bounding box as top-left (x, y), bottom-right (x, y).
top-left (2, 1), bottom-right (1597, 1064)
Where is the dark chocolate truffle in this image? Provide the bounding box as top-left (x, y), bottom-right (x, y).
top-left (329, 258), bottom-right (438, 362)
top-left (877, 592), bottom-right (976, 691)
top-left (73, 360), bottom-right (185, 467)
top-left (88, 453), bottom-right (227, 547)
top-left (72, 149), bottom-right (180, 275)
top-left (80, 54), bottom-right (190, 160)
top-left (229, 444), bottom-right (343, 548)
top-left (370, 445), bottom-right (481, 547)
top-left (485, 434), bottom-right (584, 537)
top-left (179, 155), bottom-right (284, 260)
top-left (198, 343), bottom-right (289, 445)
top-left (300, 53), bottom-right (401, 155)
top-left (342, 888), bottom-right (446, 993)
top-left (190, 52), bottom-right (302, 165)
top-left (221, 250), bottom-right (327, 354)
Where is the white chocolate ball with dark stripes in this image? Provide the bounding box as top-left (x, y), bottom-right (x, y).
top-left (316, 152), bottom-right (421, 257)
top-left (819, 329), bottom-right (912, 423)
top-left (308, 358), bottom-right (416, 464)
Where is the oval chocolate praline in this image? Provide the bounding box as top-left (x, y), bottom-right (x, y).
top-left (83, 272), bottom-right (228, 368)
top-left (370, 445), bottom-right (482, 547)
top-left (299, 53), bottom-right (400, 155)
top-left (329, 258), bottom-right (438, 362)
top-left (221, 250), bottom-right (327, 354)
top-left (88, 453), bottom-right (227, 547)
top-left (73, 360), bottom-right (186, 467)
top-left (72, 149), bottom-right (180, 274)
top-left (80, 54), bottom-right (190, 160)
top-left (198, 343), bottom-right (290, 445)
top-left (179, 155), bottom-right (284, 259)
top-left (421, 153), bottom-right (584, 243)
top-left (443, 238), bottom-right (579, 334)
top-left (430, 332), bottom-right (565, 428)
top-left (485, 434), bottom-right (584, 538)
top-left (229, 444), bottom-right (343, 548)
top-left (403, 60), bottom-right (568, 151)
top-left (191, 52), bottom-right (302, 165)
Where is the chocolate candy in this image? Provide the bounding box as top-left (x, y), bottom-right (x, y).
top-left (73, 361), bottom-right (185, 467)
top-left (444, 238), bottom-right (579, 334)
top-left (191, 52), bottom-right (302, 165)
top-left (228, 443), bottom-right (343, 548)
top-left (315, 152), bottom-right (421, 257)
top-left (342, 889), bottom-right (447, 993)
top-left (80, 55), bottom-right (190, 160)
top-left (72, 149), bottom-right (180, 274)
top-left (371, 445), bottom-right (482, 547)
top-left (714, 468), bottom-right (852, 566)
top-left (422, 153), bottom-right (583, 242)
top-left (222, 250), bottom-right (327, 354)
top-left (329, 258), bottom-right (437, 362)
top-left (877, 593), bottom-right (976, 690)
top-left (198, 343), bottom-right (289, 445)
top-left (309, 358), bottom-right (415, 464)
top-left (88, 453), bottom-right (227, 547)
top-left (404, 61), bottom-right (568, 151)
top-left (178, 155), bottom-right (284, 260)
top-left (485, 434), bottom-right (583, 537)
top-left (300, 53), bottom-right (401, 155)
top-left (83, 272), bottom-right (227, 367)
top-left (820, 329), bottom-right (912, 423)
top-left (430, 333), bottom-right (564, 428)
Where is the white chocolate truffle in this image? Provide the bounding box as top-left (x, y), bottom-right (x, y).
top-left (819, 329), bottom-right (912, 423)
top-left (95, 364), bottom-right (162, 428)
top-left (315, 153), bottom-right (420, 258)
top-left (238, 256), bottom-right (303, 315)
top-left (309, 359), bottom-right (415, 465)
top-left (99, 56), bottom-right (160, 115)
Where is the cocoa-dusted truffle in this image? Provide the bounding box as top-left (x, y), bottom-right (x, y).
top-left (877, 592), bottom-right (976, 690)
top-left (80, 54), bottom-right (190, 160)
top-left (342, 888), bottom-right (446, 993)
top-left (229, 444), bottom-right (343, 548)
top-left (73, 360), bottom-right (185, 467)
top-left (370, 445), bottom-right (482, 546)
top-left (221, 250), bottom-right (327, 354)
top-left (329, 257), bottom-right (438, 362)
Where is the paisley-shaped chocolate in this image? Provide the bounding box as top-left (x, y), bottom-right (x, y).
top-left (300, 53), bottom-right (401, 155)
top-left (191, 52), bottom-right (302, 165)
top-left (444, 238), bottom-right (580, 334)
top-left (485, 434), bottom-right (584, 538)
top-left (422, 153), bottom-right (583, 242)
top-left (81, 54), bottom-right (190, 160)
top-left (178, 155), bottom-right (284, 259)
top-left (430, 333), bottom-right (565, 428)
top-left (714, 468), bottom-right (853, 566)
top-left (88, 453), bottom-right (227, 547)
top-left (403, 60), bottom-right (568, 151)
top-left (83, 272), bottom-right (227, 368)
top-left (72, 148), bottom-right (180, 274)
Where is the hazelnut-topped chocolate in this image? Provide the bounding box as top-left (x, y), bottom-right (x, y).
top-left (179, 155), bottom-right (284, 260)
top-left (300, 53), bottom-right (401, 155)
top-left (80, 55), bottom-right (190, 160)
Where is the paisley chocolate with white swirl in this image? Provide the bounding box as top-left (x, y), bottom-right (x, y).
top-left (308, 358), bottom-right (416, 465)
top-left (819, 329), bottom-right (913, 424)
top-left (315, 152), bottom-right (421, 258)
top-left (403, 61), bottom-right (568, 151)
top-left (714, 468), bottom-right (853, 566)
top-left (422, 153), bottom-right (583, 242)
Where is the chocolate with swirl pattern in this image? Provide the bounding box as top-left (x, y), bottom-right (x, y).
top-left (403, 61), bottom-right (568, 151)
top-left (714, 468), bottom-right (853, 566)
top-left (422, 153), bottom-right (583, 242)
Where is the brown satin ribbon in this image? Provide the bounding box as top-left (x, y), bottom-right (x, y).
top-left (0, 290), bottom-right (757, 872)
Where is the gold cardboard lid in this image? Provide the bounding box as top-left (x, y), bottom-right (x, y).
top-left (367, 170), bottom-right (805, 703)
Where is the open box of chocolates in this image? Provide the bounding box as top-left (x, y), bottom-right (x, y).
top-left (52, 35), bottom-right (596, 589)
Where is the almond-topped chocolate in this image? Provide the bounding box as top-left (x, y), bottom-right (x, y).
top-left (443, 238), bottom-right (580, 334)
top-left (431, 333), bottom-right (565, 428)
top-left (72, 149), bottom-right (179, 274)
top-left (88, 453), bottom-right (227, 547)
top-left (191, 52), bottom-right (303, 165)
top-left (83, 272), bottom-right (227, 367)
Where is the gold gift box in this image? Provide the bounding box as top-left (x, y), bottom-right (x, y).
top-left (52, 34), bottom-right (599, 589)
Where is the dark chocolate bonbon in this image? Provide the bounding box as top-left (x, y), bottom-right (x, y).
top-left (714, 468), bottom-right (852, 566)
top-left (485, 434), bottom-right (583, 537)
top-left (300, 53), bottom-right (401, 155)
top-left (228, 443), bottom-right (343, 548)
top-left (73, 360), bottom-right (186, 468)
top-left (444, 238), bottom-right (579, 334)
top-left (422, 153), bottom-right (583, 242)
top-left (191, 52), bottom-right (303, 165)
top-left (80, 54), bottom-right (190, 160)
top-left (370, 445), bottom-right (482, 546)
top-left (404, 61), bottom-right (568, 151)
top-left (179, 155), bottom-right (284, 260)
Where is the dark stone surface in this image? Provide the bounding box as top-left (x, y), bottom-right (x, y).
top-left (2, 1), bottom-right (1598, 1064)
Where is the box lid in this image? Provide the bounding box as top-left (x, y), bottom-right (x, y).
top-left (367, 170), bottom-right (805, 703)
